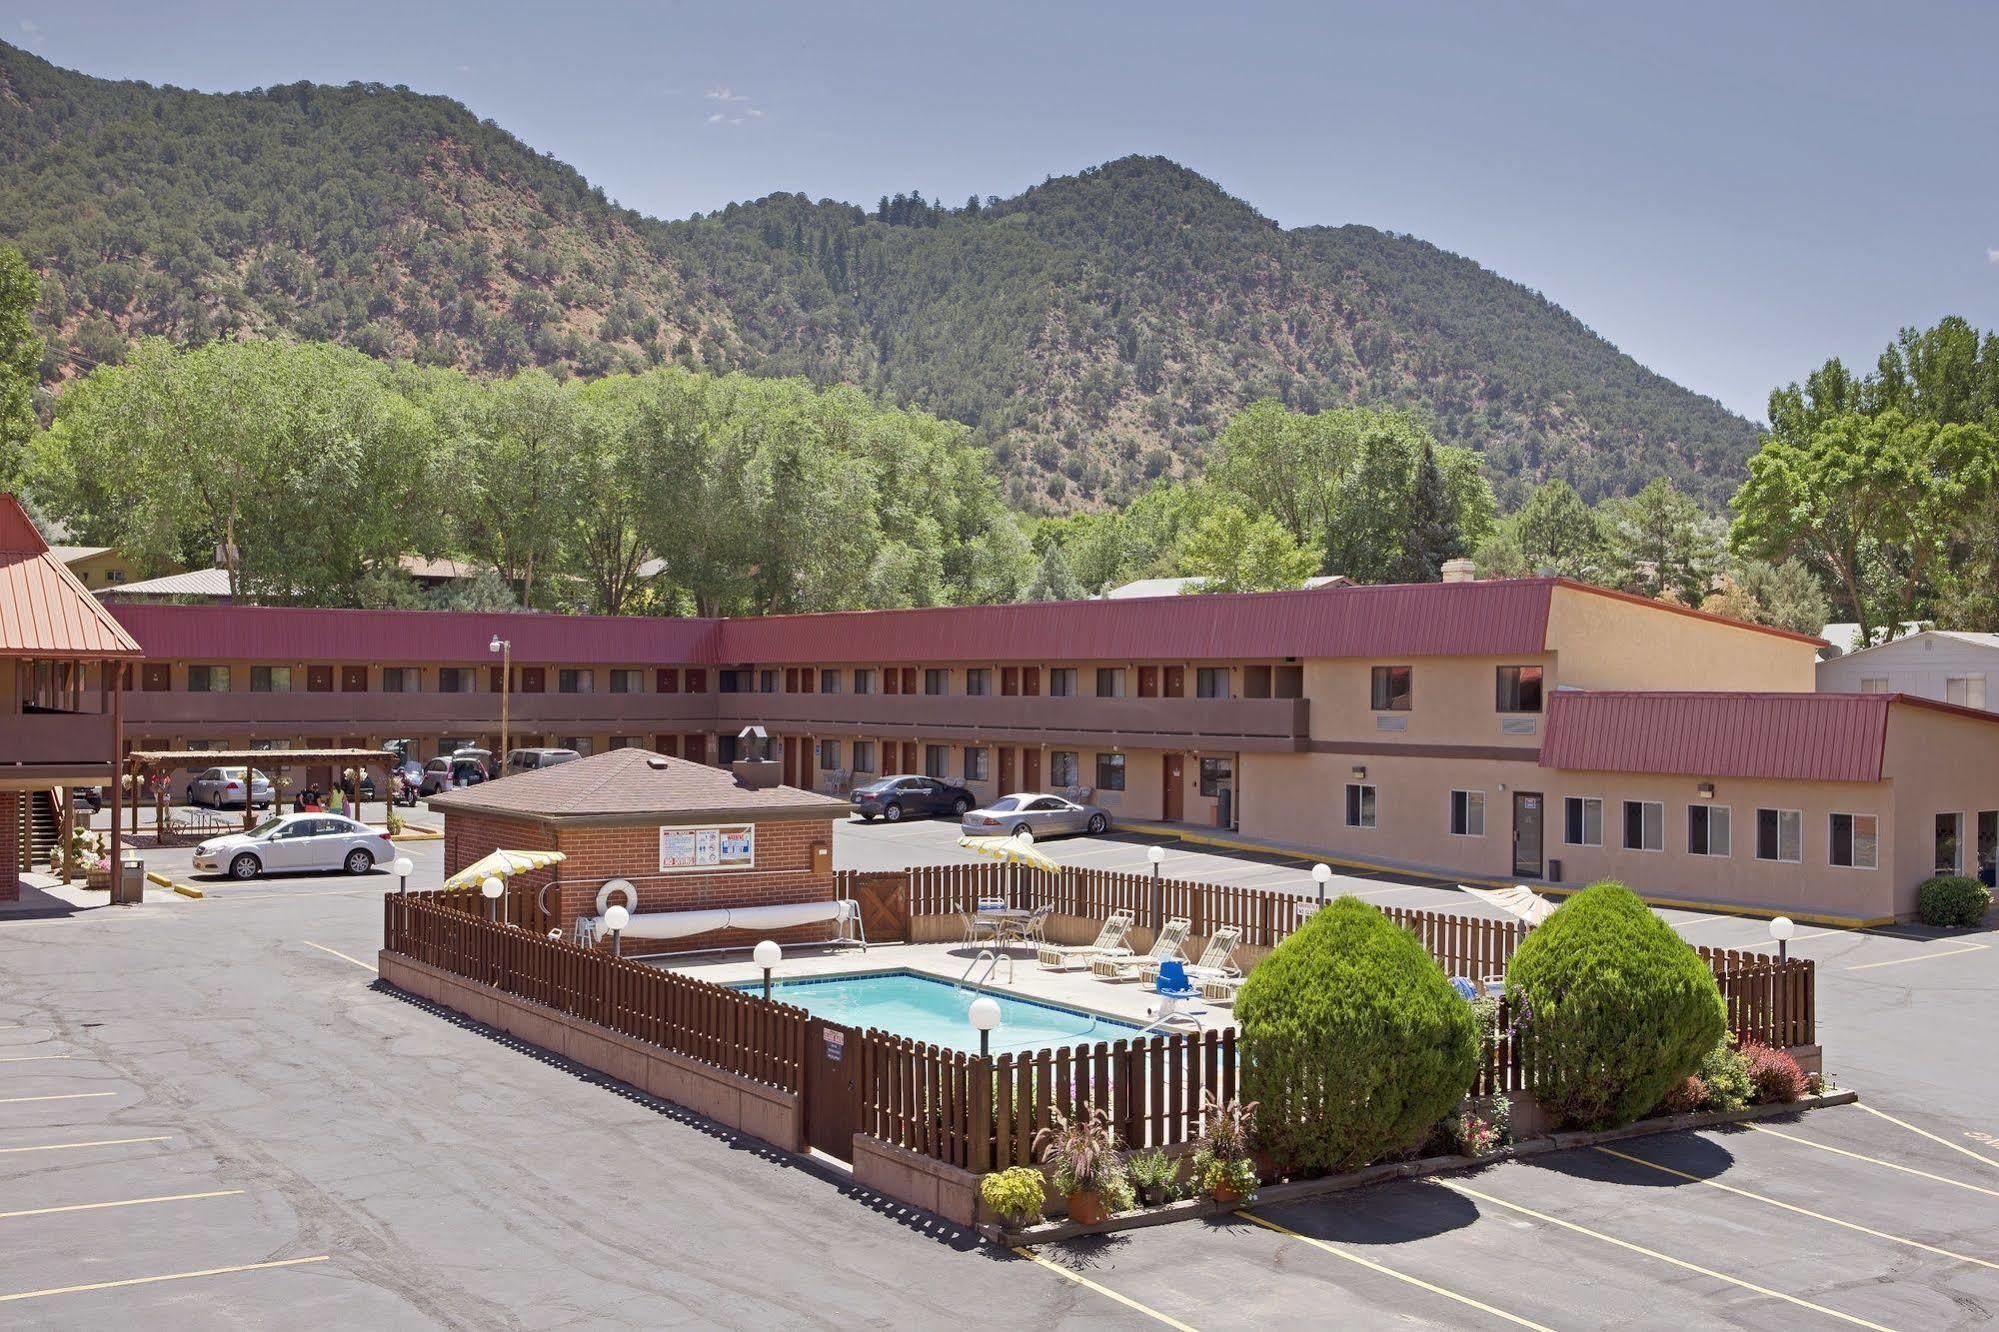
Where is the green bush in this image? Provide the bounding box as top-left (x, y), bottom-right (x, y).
top-left (1917, 875), bottom-right (1991, 928)
top-left (1236, 896), bottom-right (1479, 1175)
top-left (1506, 881), bottom-right (1726, 1130)
top-left (978, 1166), bottom-right (1046, 1226)
top-left (1696, 1037), bottom-right (1753, 1113)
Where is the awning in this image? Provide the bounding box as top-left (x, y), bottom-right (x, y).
top-left (957, 832), bottom-right (1059, 873)
top-left (442, 848), bottom-right (567, 892)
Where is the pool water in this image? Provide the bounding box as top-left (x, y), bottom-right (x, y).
top-left (736, 970), bottom-right (1143, 1054)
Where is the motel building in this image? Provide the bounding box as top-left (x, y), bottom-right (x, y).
top-left (47, 557), bottom-right (1991, 925)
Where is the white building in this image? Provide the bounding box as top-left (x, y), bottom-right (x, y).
top-left (1817, 630), bottom-right (1999, 710)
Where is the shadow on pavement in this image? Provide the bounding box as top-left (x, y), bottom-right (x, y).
top-left (1237, 1177), bottom-right (1481, 1244)
top-left (1527, 1130), bottom-right (1736, 1186)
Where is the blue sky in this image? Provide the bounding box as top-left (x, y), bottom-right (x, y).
top-left (11, 1), bottom-right (1996, 422)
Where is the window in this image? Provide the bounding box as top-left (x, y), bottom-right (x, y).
top-left (609, 736), bottom-right (640, 750)
top-left (924, 669), bottom-right (948, 696)
top-left (560, 737), bottom-right (592, 757)
top-left (925, 745), bottom-right (949, 778)
top-left (1830, 813), bottom-right (1878, 869)
top-left (1450, 790), bottom-right (1485, 837)
top-left (760, 669), bottom-right (778, 694)
top-left (249, 666), bottom-right (291, 693)
top-left (964, 747), bottom-right (989, 782)
top-left (1623, 800), bottom-right (1664, 852)
top-left (817, 739), bottom-right (841, 770)
top-left (1495, 666), bottom-right (1544, 713)
top-left (1756, 808), bottom-right (1803, 863)
top-left (558, 669), bottom-right (592, 694)
top-left (718, 669), bottom-right (749, 693)
top-left (819, 670), bottom-right (841, 694)
top-left (1096, 753), bottom-right (1126, 791)
top-left (187, 665), bottom-right (230, 693)
top-left (610, 669), bottom-right (643, 694)
top-left (1345, 783), bottom-right (1378, 828)
top-left (1687, 805), bottom-right (1731, 857)
top-left (1859, 677), bottom-right (1889, 694)
top-left (1564, 796), bottom-right (1603, 847)
top-left (853, 668), bottom-right (875, 695)
top-left (1096, 668), bottom-right (1126, 698)
top-left (438, 667), bottom-right (471, 693)
top-left (1948, 675), bottom-right (1988, 709)
top-left (1195, 667), bottom-right (1228, 699)
top-left (1049, 668), bottom-right (1077, 697)
top-left (852, 740), bottom-right (876, 773)
top-left (1937, 812), bottom-right (1964, 873)
top-left (381, 667), bottom-right (419, 693)
top-left (1370, 665), bottom-right (1412, 711)
top-left (1050, 751), bottom-right (1079, 787)
top-left (1199, 757), bottom-right (1232, 797)
top-left (965, 669), bottom-right (990, 696)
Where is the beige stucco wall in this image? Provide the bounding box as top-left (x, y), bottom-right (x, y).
top-left (1302, 655), bottom-right (1549, 749)
top-left (1881, 703), bottom-right (1999, 915)
top-left (1544, 584), bottom-right (1820, 692)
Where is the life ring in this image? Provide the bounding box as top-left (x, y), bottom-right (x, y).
top-left (595, 879), bottom-right (638, 917)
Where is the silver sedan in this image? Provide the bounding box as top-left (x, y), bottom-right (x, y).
top-left (186, 766), bottom-right (275, 809)
top-left (961, 792), bottom-right (1110, 839)
top-left (193, 813), bottom-right (395, 880)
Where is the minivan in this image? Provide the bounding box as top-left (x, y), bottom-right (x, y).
top-left (504, 747), bottom-right (583, 778)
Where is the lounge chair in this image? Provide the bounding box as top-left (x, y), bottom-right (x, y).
top-left (1200, 974), bottom-right (1244, 1004)
top-left (1090, 917), bottom-right (1192, 981)
top-left (1037, 909), bottom-right (1136, 970)
top-left (1142, 924), bottom-right (1242, 986)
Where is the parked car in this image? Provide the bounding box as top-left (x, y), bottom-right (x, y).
top-left (419, 756), bottom-right (489, 797)
top-left (192, 813), bottom-right (395, 880)
top-left (850, 775), bottom-right (976, 822)
top-left (72, 786), bottom-right (104, 814)
top-left (503, 747), bottom-right (582, 778)
top-left (187, 766), bottom-right (276, 809)
top-left (962, 792), bottom-right (1110, 839)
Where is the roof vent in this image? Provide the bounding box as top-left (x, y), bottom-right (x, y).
top-left (1441, 558), bottom-right (1477, 584)
top-left (645, 756), bottom-right (670, 770)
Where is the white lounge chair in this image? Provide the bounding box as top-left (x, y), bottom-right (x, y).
top-left (1037, 910), bottom-right (1136, 970)
top-left (1142, 924), bottom-right (1243, 985)
top-left (1090, 917), bottom-right (1192, 981)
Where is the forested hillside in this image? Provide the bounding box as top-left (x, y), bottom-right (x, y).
top-left (0, 42), bottom-right (1758, 508)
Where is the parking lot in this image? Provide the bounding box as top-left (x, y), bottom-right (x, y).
top-left (1, 812), bottom-right (1995, 1326)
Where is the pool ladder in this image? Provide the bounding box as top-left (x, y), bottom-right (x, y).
top-left (958, 949), bottom-right (1014, 990)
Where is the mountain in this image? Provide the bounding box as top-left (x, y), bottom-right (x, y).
top-left (0, 43), bottom-right (1759, 509)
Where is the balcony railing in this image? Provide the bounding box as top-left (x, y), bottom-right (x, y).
top-left (0, 711), bottom-right (118, 774)
top-left (120, 690), bottom-right (716, 734)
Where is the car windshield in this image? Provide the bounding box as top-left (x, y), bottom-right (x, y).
top-left (985, 796), bottom-right (1020, 812)
top-left (248, 817), bottom-right (285, 837)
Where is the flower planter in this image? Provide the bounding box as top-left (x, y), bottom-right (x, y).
top-left (1209, 1182), bottom-right (1243, 1205)
top-left (84, 865), bottom-right (112, 891)
top-left (1065, 1190), bottom-right (1108, 1226)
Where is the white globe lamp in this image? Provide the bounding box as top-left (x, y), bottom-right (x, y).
top-left (968, 995), bottom-right (1002, 1057)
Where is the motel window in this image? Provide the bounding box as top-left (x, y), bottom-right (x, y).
top-left (819, 670), bottom-right (841, 694)
top-left (1936, 812), bottom-right (1965, 874)
top-left (1096, 752), bottom-right (1126, 792)
top-left (1345, 783), bottom-right (1378, 829)
top-left (1195, 667), bottom-right (1228, 699)
top-left (381, 667), bottom-right (420, 693)
top-left (249, 666), bottom-right (291, 693)
top-left (1948, 675), bottom-right (1988, 709)
top-left (187, 665), bottom-right (230, 693)
top-left (1756, 808), bottom-right (1804, 863)
top-left (1982, 811), bottom-right (1999, 884)
top-left (1450, 790), bottom-right (1485, 837)
top-left (1096, 668), bottom-right (1126, 698)
top-left (609, 736), bottom-right (640, 750)
top-left (1051, 751), bottom-right (1079, 787)
top-left (1859, 677), bottom-right (1889, 694)
top-left (761, 669), bottom-right (779, 694)
top-left (610, 669), bottom-right (643, 694)
top-left (1199, 757), bottom-right (1232, 797)
top-left (818, 739), bottom-right (841, 770)
top-left (1495, 666), bottom-right (1544, 713)
top-left (1049, 668), bottom-right (1078, 697)
top-left (1687, 805), bottom-right (1731, 857)
top-left (965, 669), bottom-right (990, 696)
top-left (964, 747), bottom-right (989, 782)
top-left (438, 667), bottom-right (471, 693)
top-left (925, 745), bottom-right (949, 778)
top-left (561, 737), bottom-right (592, 758)
top-left (852, 741), bottom-right (876, 774)
top-left (1370, 665), bottom-right (1412, 712)
top-left (1564, 796), bottom-right (1603, 847)
top-left (925, 669), bottom-right (949, 696)
top-left (853, 668), bottom-right (875, 695)
top-left (558, 669), bottom-right (592, 694)
top-left (1830, 813), bottom-right (1879, 870)
top-left (718, 669), bottom-right (749, 693)
top-left (1623, 800), bottom-right (1664, 852)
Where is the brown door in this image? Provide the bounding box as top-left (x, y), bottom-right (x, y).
top-left (998, 747), bottom-right (1016, 792)
top-left (901, 741), bottom-right (918, 774)
top-left (1513, 792), bottom-right (1545, 877)
top-left (1023, 748), bottom-right (1041, 791)
top-left (1163, 753), bottom-right (1185, 821)
top-left (340, 665), bottom-right (368, 692)
top-left (1022, 667), bottom-right (1041, 696)
top-left (804, 1021), bottom-right (862, 1162)
top-left (1163, 665), bottom-right (1185, 698)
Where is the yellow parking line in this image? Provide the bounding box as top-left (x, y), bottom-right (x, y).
top-left (1848, 942), bottom-right (1988, 971)
top-left (1744, 1124), bottom-right (1999, 1200)
top-left (1010, 1245), bottom-right (1198, 1331)
top-left (302, 941), bottom-right (375, 972)
top-left (0, 1092), bottom-right (113, 1106)
top-left (1234, 1210), bottom-right (1554, 1331)
top-left (0, 1135), bottom-right (170, 1156)
top-left (1440, 1180), bottom-right (1893, 1331)
top-left (1596, 1145), bottom-right (1999, 1272)
top-left (0, 1255), bottom-right (330, 1303)
top-left (0, 1054), bottom-right (70, 1064)
top-left (1854, 1103), bottom-right (1999, 1171)
top-left (0, 1189), bottom-right (243, 1221)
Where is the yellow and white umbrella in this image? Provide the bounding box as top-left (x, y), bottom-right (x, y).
top-left (957, 832), bottom-right (1059, 873)
top-left (442, 848), bottom-right (567, 892)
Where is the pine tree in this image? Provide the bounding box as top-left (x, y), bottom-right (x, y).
top-left (1025, 543), bottom-right (1082, 601)
top-left (1398, 441), bottom-right (1460, 581)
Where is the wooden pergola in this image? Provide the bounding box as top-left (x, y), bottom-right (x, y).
top-left (124, 748), bottom-right (397, 835)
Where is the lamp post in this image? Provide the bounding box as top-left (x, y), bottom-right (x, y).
top-left (488, 634), bottom-right (511, 769)
top-left (754, 939), bottom-right (782, 1001)
top-left (604, 904), bottom-right (630, 956)
top-left (1147, 843), bottom-right (1166, 933)
top-left (1312, 861), bottom-right (1333, 905)
top-left (392, 855), bottom-right (414, 896)
top-left (481, 874), bottom-right (503, 922)
top-left (969, 995), bottom-right (1001, 1058)
top-left (1769, 915), bottom-right (1795, 964)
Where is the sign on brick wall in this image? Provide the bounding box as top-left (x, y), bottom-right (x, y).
top-left (659, 823), bottom-right (755, 873)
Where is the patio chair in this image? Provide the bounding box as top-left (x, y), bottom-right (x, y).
top-left (961, 910), bottom-right (1004, 947)
top-left (1090, 916), bottom-right (1192, 981)
top-left (1200, 973), bottom-right (1244, 1004)
top-left (995, 904), bottom-right (1053, 949)
top-left (1142, 924), bottom-right (1242, 985)
top-left (1036, 909), bottom-right (1136, 970)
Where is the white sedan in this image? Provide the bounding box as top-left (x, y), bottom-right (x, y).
top-left (193, 814), bottom-right (394, 880)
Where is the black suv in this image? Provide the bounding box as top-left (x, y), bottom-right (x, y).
top-left (850, 775), bottom-right (975, 822)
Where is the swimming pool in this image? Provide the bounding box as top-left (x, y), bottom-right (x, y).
top-left (734, 970), bottom-right (1144, 1054)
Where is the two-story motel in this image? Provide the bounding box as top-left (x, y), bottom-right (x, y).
top-left (60, 567), bottom-right (1998, 924)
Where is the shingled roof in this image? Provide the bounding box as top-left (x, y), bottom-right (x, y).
top-left (426, 747), bottom-right (850, 825)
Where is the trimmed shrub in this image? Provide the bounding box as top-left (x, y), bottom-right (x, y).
top-left (978, 1166), bottom-right (1046, 1227)
top-left (1917, 875), bottom-right (1991, 928)
top-left (1743, 1041), bottom-right (1807, 1104)
top-left (1506, 881), bottom-right (1726, 1129)
top-left (1696, 1037), bottom-right (1753, 1113)
top-left (1237, 896), bottom-right (1479, 1175)
top-left (1660, 1075), bottom-right (1707, 1115)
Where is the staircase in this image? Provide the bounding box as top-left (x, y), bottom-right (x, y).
top-left (16, 790), bottom-right (58, 873)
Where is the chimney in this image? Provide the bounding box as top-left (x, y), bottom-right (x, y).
top-left (1441, 558), bottom-right (1477, 584)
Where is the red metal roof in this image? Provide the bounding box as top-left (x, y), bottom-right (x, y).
top-left (0, 495), bottom-right (143, 659)
top-left (1539, 691), bottom-right (1899, 782)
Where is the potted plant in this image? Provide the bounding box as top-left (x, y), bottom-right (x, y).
top-left (1125, 1147), bottom-right (1178, 1207)
top-left (1190, 1092), bottom-right (1260, 1204)
top-left (978, 1166), bottom-right (1046, 1230)
top-left (1034, 1102), bottom-right (1133, 1225)
top-left (74, 829), bottom-right (111, 891)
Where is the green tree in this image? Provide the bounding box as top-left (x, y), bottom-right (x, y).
top-left (1179, 502), bottom-right (1320, 593)
top-left (1513, 479), bottom-right (1607, 578)
top-left (1395, 440), bottom-right (1461, 581)
top-left (1604, 478), bottom-right (1718, 603)
top-left (1734, 559), bottom-right (1831, 635)
top-left (0, 247), bottom-right (41, 487)
top-left (1025, 542), bottom-right (1082, 601)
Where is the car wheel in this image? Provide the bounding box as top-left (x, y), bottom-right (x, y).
top-left (884, 802), bottom-right (904, 823)
top-left (228, 853), bottom-right (261, 880)
top-left (858, 813), bottom-right (877, 823)
top-left (1011, 822), bottom-right (1032, 838)
top-left (951, 797), bottom-right (971, 816)
top-left (344, 849), bottom-right (374, 876)
top-left (1087, 813), bottom-right (1108, 834)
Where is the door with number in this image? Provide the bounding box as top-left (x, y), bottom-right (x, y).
top-left (805, 1020), bottom-right (862, 1162)
top-left (1022, 748), bottom-right (1041, 792)
top-left (1513, 792), bottom-right (1545, 878)
top-left (998, 746), bottom-right (1016, 794)
top-left (1163, 753), bottom-right (1185, 822)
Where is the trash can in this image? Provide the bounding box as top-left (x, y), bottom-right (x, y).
top-left (1215, 786), bottom-right (1233, 829)
top-left (115, 856), bottom-right (145, 905)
